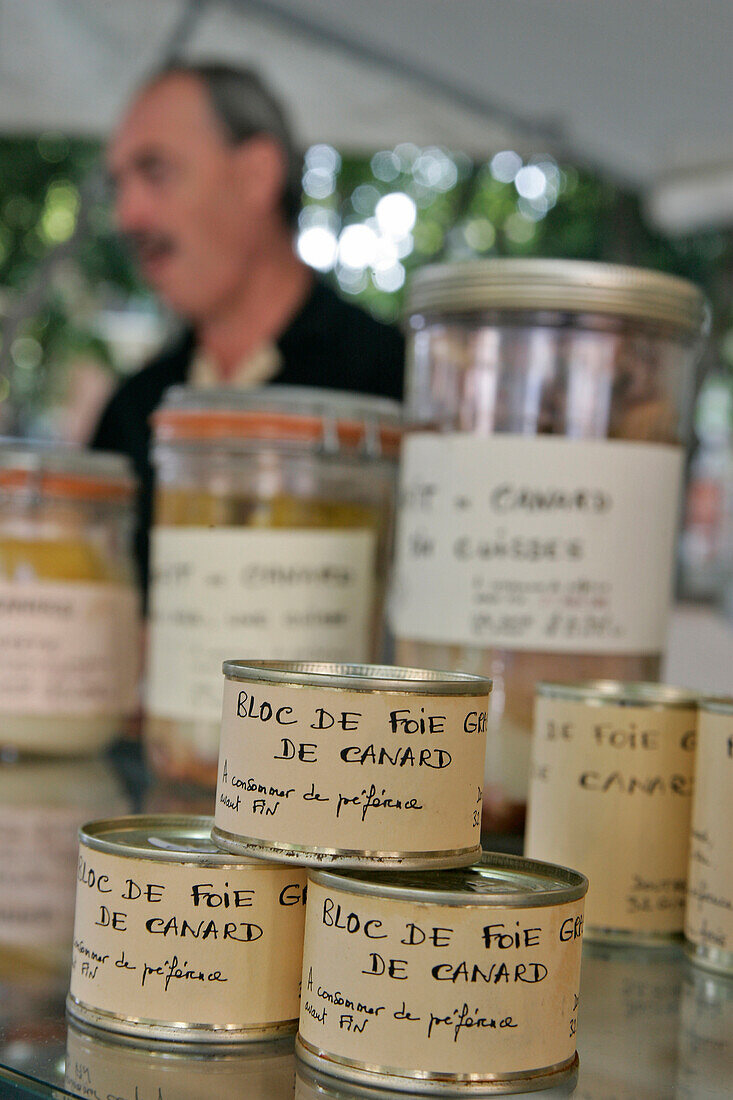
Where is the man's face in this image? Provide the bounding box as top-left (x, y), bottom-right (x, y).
top-left (108, 74), bottom-right (276, 320)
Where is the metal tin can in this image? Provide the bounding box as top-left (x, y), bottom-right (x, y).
top-left (296, 853), bottom-right (587, 1094)
top-left (393, 259), bottom-right (708, 834)
top-left (67, 815), bottom-right (307, 1045)
top-left (212, 661), bottom-right (491, 870)
top-left (65, 1021), bottom-right (295, 1100)
top-left (146, 386), bottom-right (401, 790)
top-left (525, 680), bottom-right (698, 943)
top-left (685, 696), bottom-right (733, 976)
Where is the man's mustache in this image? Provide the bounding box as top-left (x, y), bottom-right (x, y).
top-left (124, 231), bottom-right (176, 259)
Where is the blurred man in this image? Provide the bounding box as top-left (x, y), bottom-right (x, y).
top-left (92, 63), bottom-right (404, 591)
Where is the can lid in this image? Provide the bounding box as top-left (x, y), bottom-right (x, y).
top-left (701, 695), bottom-right (733, 716)
top-left (535, 680), bottom-right (698, 709)
top-left (78, 815), bottom-right (262, 865)
top-left (309, 851), bottom-right (588, 907)
top-left (153, 386), bottom-right (402, 456)
top-left (0, 439), bottom-right (134, 500)
top-left (406, 258), bottom-right (709, 336)
top-left (222, 659), bottom-right (492, 696)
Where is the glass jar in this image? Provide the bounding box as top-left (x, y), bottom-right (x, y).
top-left (391, 259), bottom-right (708, 832)
top-left (0, 442), bottom-right (139, 753)
top-left (146, 386), bottom-right (401, 787)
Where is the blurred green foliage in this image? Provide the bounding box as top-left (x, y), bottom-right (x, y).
top-left (1, 134), bottom-right (732, 430)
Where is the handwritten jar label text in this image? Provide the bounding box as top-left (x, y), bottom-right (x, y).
top-left (299, 881), bottom-right (584, 1077)
top-left (69, 843), bottom-right (307, 1029)
top-left (526, 697), bottom-right (697, 935)
top-left (213, 678), bottom-right (489, 864)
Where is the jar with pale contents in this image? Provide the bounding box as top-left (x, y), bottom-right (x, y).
top-left (391, 259), bottom-right (708, 831)
top-left (0, 441), bottom-right (139, 753)
top-left (145, 387), bottom-right (401, 787)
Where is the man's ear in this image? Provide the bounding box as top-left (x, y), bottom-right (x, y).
top-left (233, 134), bottom-right (287, 216)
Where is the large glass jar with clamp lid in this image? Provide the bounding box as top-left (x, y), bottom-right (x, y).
top-left (146, 386), bottom-right (401, 787)
top-left (391, 259), bottom-right (708, 831)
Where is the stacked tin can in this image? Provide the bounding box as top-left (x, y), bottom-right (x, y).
top-left (524, 679), bottom-right (732, 980)
top-left (214, 660), bottom-right (587, 1094)
top-left (67, 659), bottom-right (589, 1093)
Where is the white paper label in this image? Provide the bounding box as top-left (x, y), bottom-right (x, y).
top-left (686, 709), bottom-right (733, 954)
top-left (0, 581), bottom-right (139, 715)
top-left (215, 678), bottom-right (488, 861)
top-left (390, 434), bottom-right (683, 653)
top-left (69, 844), bottom-right (307, 1027)
top-left (525, 697), bottom-right (696, 934)
top-left (146, 528), bottom-right (377, 723)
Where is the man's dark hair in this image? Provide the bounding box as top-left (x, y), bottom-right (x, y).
top-left (153, 62), bottom-right (302, 228)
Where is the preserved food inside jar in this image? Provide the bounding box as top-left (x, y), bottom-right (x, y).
top-left (146, 387), bottom-right (401, 788)
top-left (0, 442), bottom-right (139, 754)
top-left (392, 259), bottom-right (708, 832)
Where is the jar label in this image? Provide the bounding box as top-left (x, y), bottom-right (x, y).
top-left (147, 528), bottom-right (377, 723)
top-left (390, 434), bottom-right (683, 653)
top-left (215, 677), bottom-right (487, 859)
top-left (525, 697), bottom-right (696, 934)
top-left (69, 844), bottom-right (306, 1026)
top-left (0, 581), bottom-right (139, 715)
top-left (685, 709), bottom-right (733, 953)
top-left (299, 879), bottom-right (584, 1076)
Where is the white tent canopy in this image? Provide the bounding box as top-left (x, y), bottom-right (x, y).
top-left (0, 0), bottom-right (732, 229)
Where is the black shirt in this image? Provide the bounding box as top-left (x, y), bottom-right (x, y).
top-left (91, 280), bottom-right (405, 598)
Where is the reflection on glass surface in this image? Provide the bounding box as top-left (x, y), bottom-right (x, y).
top-left (676, 962), bottom-right (733, 1099)
top-left (574, 942), bottom-right (682, 1098)
top-left (0, 755), bottom-right (131, 975)
top-left (64, 1024), bottom-right (296, 1100)
top-left (0, 846), bottom-right (729, 1100)
top-left (295, 1061), bottom-right (577, 1100)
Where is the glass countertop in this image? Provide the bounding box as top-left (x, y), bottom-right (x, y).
top-left (0, 742), bottom-right (729, 1098)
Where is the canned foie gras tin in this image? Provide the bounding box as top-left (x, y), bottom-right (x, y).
top-left (213, 662), bottom-right (491, 869)
top-left (296, 854), bottom-right (587, 1094)
top-left (685, 697), bottom-right (733, 976)
top-left (525, 681), bottom-right (698, 942)
top-left (65, 1021), bottom-right (295, 1100)
top-left (67, 816), bottom-right (307, 1044)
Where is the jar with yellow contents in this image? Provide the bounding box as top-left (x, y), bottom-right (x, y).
top-left (145, 387), bottom-right (401, 787)
top-left (0, 442), bottom-right (139, 754)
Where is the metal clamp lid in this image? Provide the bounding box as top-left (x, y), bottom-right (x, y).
top-left (406, 258), bottom-right (709, 336)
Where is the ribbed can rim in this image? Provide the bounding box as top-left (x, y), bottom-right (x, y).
top-left (308, 851), bottom-right (588, 908)
top-left (535, 679), bottom-right (698, 709)
top-left (222, 659), bottom-right (492, 695)
top-left (700, 695), bottom-right (733, 716)
top-left (78, 814), bottom-right (263, 865)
